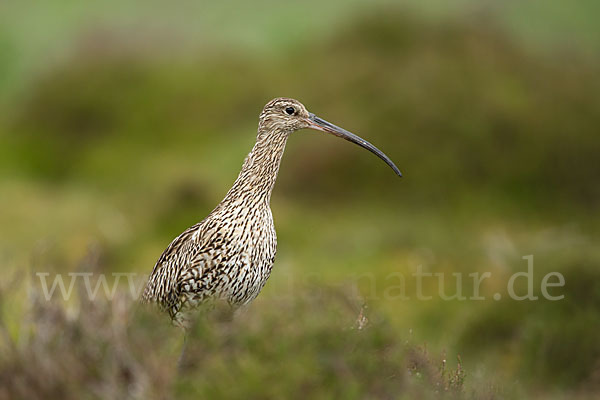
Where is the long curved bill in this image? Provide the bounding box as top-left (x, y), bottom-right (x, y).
top-left (306, 113), bottom-right (402, 177)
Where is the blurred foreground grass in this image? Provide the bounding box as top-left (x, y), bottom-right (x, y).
top-left (0, 280), bottom-right (471, 399)
top-left (1, 4), bottom-right (599, 399)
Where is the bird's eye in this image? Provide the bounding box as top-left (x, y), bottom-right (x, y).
top-left (285, 106), bottom-right (295, 115)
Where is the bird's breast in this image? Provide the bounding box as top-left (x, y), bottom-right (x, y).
top-left (214, 205), bottom-right (277, 304)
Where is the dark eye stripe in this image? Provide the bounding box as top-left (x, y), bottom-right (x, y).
top-left (285, 107), bottom-right (295, 115)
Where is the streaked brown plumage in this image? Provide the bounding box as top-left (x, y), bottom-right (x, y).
top-left (141, 97), bottom-right (401, 326)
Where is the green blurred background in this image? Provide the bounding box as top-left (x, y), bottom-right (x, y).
top-left (1, 0), bottom-right (599, 398)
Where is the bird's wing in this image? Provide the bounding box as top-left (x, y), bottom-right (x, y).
top-left (141, 223), bottom-right (202, 309)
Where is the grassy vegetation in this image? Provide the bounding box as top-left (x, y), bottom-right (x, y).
top-left (1, 3), bottom-right (599, 399)
top-left (1, 278), bottom-right (474, 400)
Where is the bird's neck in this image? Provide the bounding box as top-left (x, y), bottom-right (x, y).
top-left (221, 129), bottom-right (289, 208)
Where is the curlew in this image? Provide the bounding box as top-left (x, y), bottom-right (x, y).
top-left (141, 98), bottom-right (401, 326)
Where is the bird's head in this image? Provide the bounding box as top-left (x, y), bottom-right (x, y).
top-left (259, 98), bottom-right (312, 133)
top-left (259, 97), bottom-right (402, 177)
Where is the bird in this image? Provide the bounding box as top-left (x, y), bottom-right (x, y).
top-left (141, 97), bottom-right (401, 327)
